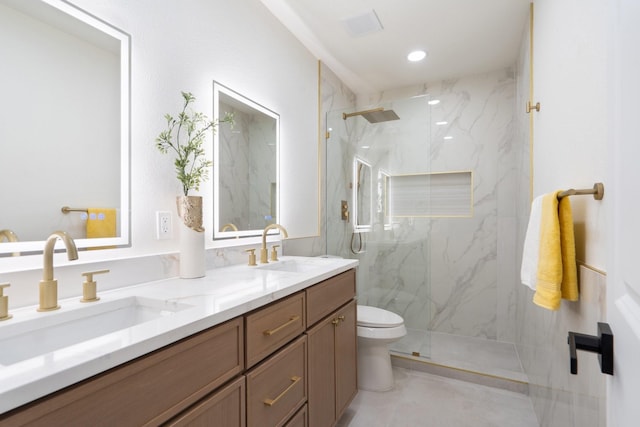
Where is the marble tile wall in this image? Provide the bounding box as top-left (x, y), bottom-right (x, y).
top-left (325, 68), bottom-right (518, 343)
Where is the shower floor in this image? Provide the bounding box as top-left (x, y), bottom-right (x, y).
top-left (391, 328), bottom-right (528, 385)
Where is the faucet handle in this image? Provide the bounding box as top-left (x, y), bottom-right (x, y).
top-left (80, 269), bottom-right (109, 302)
top-left (246, 249), bottom-right (257, 266)
top-left (270, 245), bottom-right (281, 262)
top-left (0, 283), bottom-right (12, 321)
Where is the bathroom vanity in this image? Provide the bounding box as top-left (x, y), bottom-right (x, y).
top-left (0, 257), bottom-right (358, 426)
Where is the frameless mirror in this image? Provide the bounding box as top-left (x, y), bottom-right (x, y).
top-left (0, 0), bottom-right (130, 255)
top-left (213, 81), bottom-right (279, 239)
top-left (353, 157), bottom-right (372, 232)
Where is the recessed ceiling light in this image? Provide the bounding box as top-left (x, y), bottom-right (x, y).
top-left (407, 50), bottom-right (427, 62)
top-left (428, 99), bottom-right (440, 105)
top-left (436, 121), bottom-right (448, 126)
top-left (444, 136), bottom-right (453, 140)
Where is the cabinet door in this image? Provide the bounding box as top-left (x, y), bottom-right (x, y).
top-left (306, 315), bottom-right (336, 427)
top-left (334, 300), bottom-right (357, 419)
top-left (165, 376), bottom-right (246, 427)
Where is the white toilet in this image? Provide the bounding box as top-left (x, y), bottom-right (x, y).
top-left (357, 305), bottom-right (407, 392)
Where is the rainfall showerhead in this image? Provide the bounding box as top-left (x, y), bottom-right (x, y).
top-left (342, 107), bottom-right (400, 123)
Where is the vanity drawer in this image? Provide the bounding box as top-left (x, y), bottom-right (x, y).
top-left (165, 376), bottom-right (246, 427)
top-left (306, 269), bottom-right (356, 327)
top-left (284, 404), bottom-right (307, 427)
top-left (245, 292), bottom-right (305, 368)
top-left (246, 336), bottom-right (307, 427)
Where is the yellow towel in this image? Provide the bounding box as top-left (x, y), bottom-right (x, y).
top-left (87, 208), bottom-right (117, 250)
top-left (532, 192), bottom-right (578, 310)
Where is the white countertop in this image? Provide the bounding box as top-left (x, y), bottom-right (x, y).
top-left (0, 256), bottom-right (358, 414)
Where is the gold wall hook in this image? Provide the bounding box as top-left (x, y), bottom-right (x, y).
top-left (526, 101), bottom-right (541, 113)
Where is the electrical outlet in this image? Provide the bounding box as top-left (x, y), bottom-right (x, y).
top-left (156, 211), bottom-right (172, 239)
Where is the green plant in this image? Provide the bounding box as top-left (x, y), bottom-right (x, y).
top-left (156, 91), bottom-right (233, 196)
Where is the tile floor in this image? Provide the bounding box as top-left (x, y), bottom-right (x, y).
top-left (336, 367), bottom-right (539, 427)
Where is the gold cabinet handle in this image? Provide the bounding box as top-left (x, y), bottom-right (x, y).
top-left (263, 315), bottom-right (300, 336)
top-left (263, 376), bottom-right (301, 406)
top-left (332, 315), bottom-right (346, 326)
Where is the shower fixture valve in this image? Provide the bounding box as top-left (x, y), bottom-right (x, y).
top-left (341, 200), bottom-right (349, 221)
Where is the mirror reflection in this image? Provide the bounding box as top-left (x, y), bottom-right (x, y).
top-left (0, 0), bottom-right (130, 255)
top-left (378, 169), bottom-right (392, 230)
top-left (353, 157), bottom-right (372, 232)
top-left (213, 82), bottom-right (279, 239)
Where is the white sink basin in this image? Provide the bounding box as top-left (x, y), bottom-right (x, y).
top-left (0, 296), bottom-right (193, 366)
top-left (257, 257), bottom-right (334, 273)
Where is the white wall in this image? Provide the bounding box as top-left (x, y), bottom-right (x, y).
top-left (515, 1), bottom-right (608, 425)
top-left (0, 0), bottom-right (321, 307)
top-left (532, 0), bottom-right (607, 269)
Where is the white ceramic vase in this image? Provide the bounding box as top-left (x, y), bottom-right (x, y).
top-left (176, 195), bottom-right (205, 278)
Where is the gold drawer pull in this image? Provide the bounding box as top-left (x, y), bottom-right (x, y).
top-left (263, 376), bottom-right (302, 407)
top-left (263, 315), bottom-right (300, 336)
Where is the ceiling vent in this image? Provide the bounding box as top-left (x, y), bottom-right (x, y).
top-left (341, 9), bottom-right (383, 37)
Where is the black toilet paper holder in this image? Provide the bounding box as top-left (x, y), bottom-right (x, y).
top-left (567, 322), bottom-right (614, 376)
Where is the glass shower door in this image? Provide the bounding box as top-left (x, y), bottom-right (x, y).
top-left (325, 95), bottom-right (433, 359)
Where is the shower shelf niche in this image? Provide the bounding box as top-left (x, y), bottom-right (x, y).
top-left (386, 170), bottom-right (473, 218)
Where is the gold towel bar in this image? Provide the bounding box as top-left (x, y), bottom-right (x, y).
top-left (558, 183), bottom-right (604, 200)
top-left (61, 206), bottom-right (88, 214)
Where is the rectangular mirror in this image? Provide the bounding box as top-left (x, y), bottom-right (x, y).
top-left (353, 157), bottom-right (372, 232)
top-left (0, 0), bottom-right (130, 255)
top-left (213, 81), bottom-right (279, 239)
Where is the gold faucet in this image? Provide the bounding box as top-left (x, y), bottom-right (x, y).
top-left (261, 224), bottom-right (288, 263)
top-left (38, 231), bottom-right (79, 312)
top-left (220, 223), bottom-right (238, 232)
top-left (0, 229), bottom-right (18, 242)
top-left (0, 229), bottom-right (20, 257)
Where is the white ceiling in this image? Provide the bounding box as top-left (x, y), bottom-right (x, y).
top-left (261, 0), bottom-right (531, 95)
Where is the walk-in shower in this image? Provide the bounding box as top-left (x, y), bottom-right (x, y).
top-left (326, 92), bottom-right (523, 381)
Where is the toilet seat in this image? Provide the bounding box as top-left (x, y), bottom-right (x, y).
top-left (357, 305), bottom-right (404, 328)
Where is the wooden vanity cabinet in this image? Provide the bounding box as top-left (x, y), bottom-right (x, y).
top-left (305, 270), bottom-right (357, 427)
top-left (0, 268), bottom-right (357, 427)
top-left (0, 317), bottom-right (244, 427)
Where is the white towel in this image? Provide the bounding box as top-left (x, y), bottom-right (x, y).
top-left (521, 195), bottom-right (543, 290)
